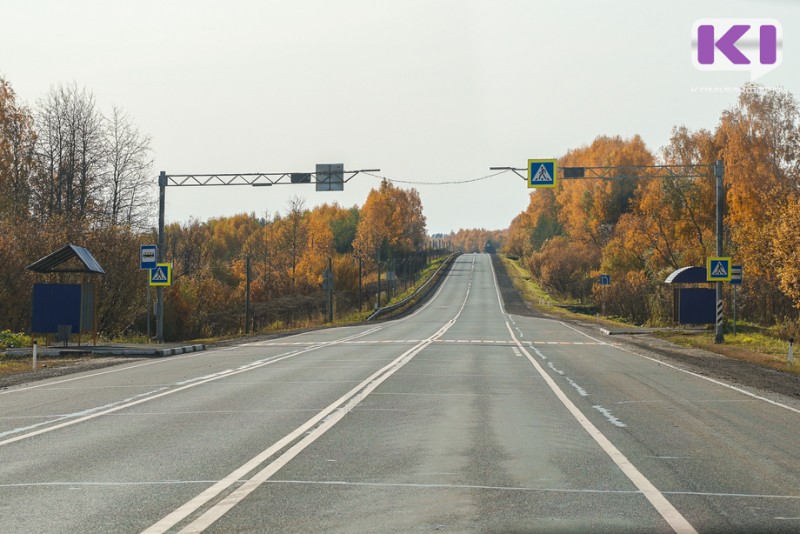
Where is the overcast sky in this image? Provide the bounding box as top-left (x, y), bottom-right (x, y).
top-left (2, 0), bottom-right (797, 234)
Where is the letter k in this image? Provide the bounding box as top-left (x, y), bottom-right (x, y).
top-left (698, 24), bottom-right (750, 65)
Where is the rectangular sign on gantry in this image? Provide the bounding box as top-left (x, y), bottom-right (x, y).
top-left (316, 164), bottom-right (344, 191)
top-left (140, 245), bottom-right (157, 270)
top-left (528, 159), bottom-right (558, 188)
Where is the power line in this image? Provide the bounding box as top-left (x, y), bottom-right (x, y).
top-left (362, 170), bottom-right (507, 186)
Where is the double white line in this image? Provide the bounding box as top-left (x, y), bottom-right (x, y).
top-left (145, 289), bottom-right (470, 533)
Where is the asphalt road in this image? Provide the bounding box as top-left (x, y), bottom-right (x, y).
top-left (0, 254), bottom-right (798, 533)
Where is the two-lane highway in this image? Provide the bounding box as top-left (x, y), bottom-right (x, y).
top-left (1, 254), bottom-right (798, 532)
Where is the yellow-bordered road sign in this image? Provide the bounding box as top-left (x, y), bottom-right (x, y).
top-left (528, 159), bottom-right (558, 188)
top-left (707, 257), bottom-right (732, 282)
top-left (149, 263), bottom-right (172, 287)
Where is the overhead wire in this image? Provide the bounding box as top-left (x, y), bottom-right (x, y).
top-left (362, 170), bottom-right (510, 186)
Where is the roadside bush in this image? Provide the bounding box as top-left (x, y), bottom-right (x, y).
top-left (527, 237), bottom-right (599, 301)
top-left (0, 330), bottom-right (30, 349)
top-left (592, 270), bottom-right (653, 325)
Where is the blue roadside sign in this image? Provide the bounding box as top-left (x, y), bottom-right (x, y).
top-left (149, 263), bottom-right (172, 287)
top-left (707, 257), bottom-right (732, 282)
top-left (140, 245), bottom-right (157, 270)
top-left (730, 265), bottom-right (743, 285)
top-left (599, 274), bottom-right (611, 285)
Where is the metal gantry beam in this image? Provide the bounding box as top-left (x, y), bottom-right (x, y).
top-left (154, 167), bottom-right (379, 343)
top-left (163, 170), bottom-right (380, 187)
top-left (490, 164), bottom-right (716, 181)
top-left (491, 161), bottom-right (727, 344)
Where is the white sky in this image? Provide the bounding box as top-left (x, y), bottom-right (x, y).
top-left (2, 0), bottom-right (798, 234)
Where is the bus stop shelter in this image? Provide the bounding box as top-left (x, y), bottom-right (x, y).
top-left (665, 266), bottom-right (715, 325)
top-left (26, 244), bottom-right (105, 346)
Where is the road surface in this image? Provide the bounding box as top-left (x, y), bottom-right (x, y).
top-left (1, 254), bottom-right (798, 532)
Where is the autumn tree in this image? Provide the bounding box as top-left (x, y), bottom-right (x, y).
top-left (0, 78), bottom-right (36, 223)
top-left (353, 179), bottom-right (426, 264)
top-left (716, 85), bottom-right (800, 322)
top-left (32, 83), bottom-right (105, 223)
top-left (774, 193), bottom-right (800, 309)
top-left (102, 106), bottom-right (154, 229)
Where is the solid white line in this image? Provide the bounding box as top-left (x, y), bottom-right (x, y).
top-left (507, 322), bottom-right (698, 534)
top-left (261, 480), bottom-right (800, 500)
top-left (558, 321), bottom-right (800, 415)
top-left (611, 344), bottom-right (800, 416)
top-left (177, 339), bottom-right (437, 534)
top-left (0, 328), bottom-right (381, 448)
top-left (144, 265), bottom-right (472, 534)
top-left (3, 479), bottom-right (799, 500)
top-left (0, 351), bottom-right (200, 395)
top-left (488, 253), bottom-right (507, 315)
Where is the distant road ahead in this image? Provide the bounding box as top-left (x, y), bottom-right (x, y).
top-left (1, 254), bottom-right (798, 532)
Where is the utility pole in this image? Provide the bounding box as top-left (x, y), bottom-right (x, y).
top-left (157, 171), bottom-right (166, 343)
top-left (326, 257), bottom-right (334, 323)
top-left (155, 166), bottom-right (378, 343)
top-left (714, 159), bottom-right (725, 344)
top-left (358, 256), bottom-right (362, 311)
top-left (377, 254), bottom-right (381, 309)
top-left (491, 161), bottom-right (728, 343)
top-left (245, 255), bottom-right (251, 334)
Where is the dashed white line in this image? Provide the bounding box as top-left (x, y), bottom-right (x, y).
top-left (592, 405), bottom-right (627, 428)
top-left (507, 322), bottom-right (697, 534)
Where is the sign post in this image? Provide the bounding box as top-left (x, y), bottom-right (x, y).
top-left (707, 256), bottom-right (731, 340)
top-left (599, 274), bottom-right (611, 315)
top-left (730, 265), bottom-right (742, 335)
top-left (140, 245), bottom-right (157, 340)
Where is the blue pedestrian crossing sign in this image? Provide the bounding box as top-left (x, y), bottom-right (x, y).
top-left (149, 263), bottom-right (172, 287)
top-left (706, 257), bottom-right (732, 282)
top-left (528, 159), bottom-right (558, 189)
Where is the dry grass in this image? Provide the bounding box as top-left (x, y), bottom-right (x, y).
top-left (656, 330), bottom-right (799, 375)
top-left (500, 254), bottom-right (799, 376)
top-left (0, 355), bottom-right (96, 376)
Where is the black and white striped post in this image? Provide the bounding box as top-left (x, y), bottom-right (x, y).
top-left (714, 160), bottom-right (725, 344)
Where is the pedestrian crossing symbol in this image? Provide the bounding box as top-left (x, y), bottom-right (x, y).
top-left (149, 263), bottom-right (172, 287)
top-left (528, 159), bottom-right (558, 189)
top-left (706, 257), bottom-right (732, 282)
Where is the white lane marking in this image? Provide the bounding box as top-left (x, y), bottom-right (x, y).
top-left (488, 253), bottom-right (506, 315)
top-left (593, 405), bottom-right (627, 428)
top-left (3, 479), bottom-right (800, 501)
top-left (547, 362), bottom-right (565, 375)
top-left (565, 377), bottom-right (589, 397)
top-left (145, 268), bottom-right (474, 534)
top-left (264, 480), bottom-right (800, 500)
top-left (0, 351), bottom-right (201, 395)
top-left (0, 328), bottom-right (381, 449)
top-left (512, 348), bottom-right (522, 358)
top-left (0, 327), bottom-right (375, 396)
top-left (559, 321), bottom-right (800, 416)
top-left (559, 321), bottom-right (604, 341)
top-left (614, 344), bottom-right (800, 415)
top-left (0, 387), bottom-right (169, 439)
top-left (507, 322), bottom-right (697, 534)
